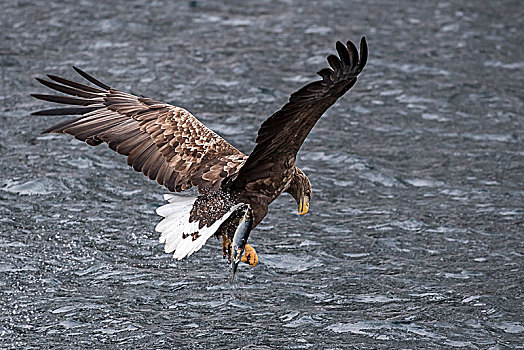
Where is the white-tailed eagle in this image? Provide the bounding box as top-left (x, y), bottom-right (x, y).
top-left (31, 38), bottom-right (368, 278)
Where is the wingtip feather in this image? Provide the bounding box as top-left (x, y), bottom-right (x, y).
top-left (336, 41), bottom-right (351, 66)
top-left (327, 54), bottom-right (342, 72)
top-left (359, 37), bottom-right (368, 70)
top-left (72, 66), bottom-right (111, 90)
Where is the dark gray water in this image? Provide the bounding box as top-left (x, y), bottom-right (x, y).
top-left (1, 0), bottom-right (523, 348)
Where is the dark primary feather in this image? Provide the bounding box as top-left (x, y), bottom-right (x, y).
top-left (30, 94), bottom-right (102, 105)
top-left (72, 66), bottom-right (111, 90)
top-left (230, 37), bottom-right (368, 202)
top-left (32, 67), bottom-right (247, 193)
top-left (33, 106), bottom-right (101, 117)
top-left (47, 74), bottom-right (106, 93)
top-left (34, 77), bottom-right (101, 99)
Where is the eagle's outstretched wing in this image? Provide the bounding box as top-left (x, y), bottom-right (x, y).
top-left (231, 38), bottom-right (367, 192)
top-left (32, 67), bottom-right (247, 193)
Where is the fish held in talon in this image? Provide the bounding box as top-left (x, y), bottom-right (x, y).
top-left (31, 37), bottom-right (368, 279)
top-left (229, 204), bottom-right (253, 279)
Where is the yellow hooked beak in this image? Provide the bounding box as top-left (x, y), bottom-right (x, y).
top-left (298, 198), bottom-right (309, 215)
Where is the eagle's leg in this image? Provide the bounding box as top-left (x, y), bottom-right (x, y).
top-left (222, 233), bottom-right (232, 260)
top-left (230, 205), bottom-right (254, 281)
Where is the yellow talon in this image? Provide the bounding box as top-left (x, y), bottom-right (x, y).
top-left (241, 243), bottom-right (258, 268)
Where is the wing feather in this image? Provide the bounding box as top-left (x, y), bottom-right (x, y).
top-left (32, 67), bottom-right (247, 193)
top-left (34, 106), bottom-right (101, 117)
top-left (47, 74), bottom-right (106, 93)
top-left (72, 66), bottom-right (111, 90)
top-left (35, 77), bottom-right (101, 99)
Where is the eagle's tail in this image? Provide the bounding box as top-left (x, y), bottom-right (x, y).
top-left (155, 194), bottom-right (244, 260)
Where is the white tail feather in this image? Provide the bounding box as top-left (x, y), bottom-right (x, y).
top-left (155, 194), bottom-right (243, 260)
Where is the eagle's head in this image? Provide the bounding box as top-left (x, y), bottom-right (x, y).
top-left (287, 167), bottom-right (312, 215)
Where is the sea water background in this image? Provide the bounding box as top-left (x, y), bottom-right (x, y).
top-left (0, 0), bottom-right (522, 348)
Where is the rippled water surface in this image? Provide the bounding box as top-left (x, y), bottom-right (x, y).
top-left (1, 0), bottom-right (523, 348)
